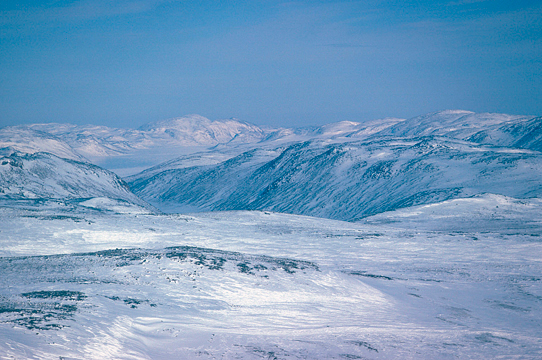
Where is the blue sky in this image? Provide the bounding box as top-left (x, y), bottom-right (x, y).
top-left (1, 0), bottom-right (540, 128)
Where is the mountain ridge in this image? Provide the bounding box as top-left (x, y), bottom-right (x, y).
top-left (2, 110), bottom-right (541, 219)
top-left (0, 151), bottom-right (154, 212)
top-left (127, 135), bottom-right (542, 220)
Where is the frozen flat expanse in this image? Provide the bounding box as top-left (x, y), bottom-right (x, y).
top-left (0, 196), bottom-right (541, 359)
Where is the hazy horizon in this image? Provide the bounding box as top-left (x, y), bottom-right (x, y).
top-left (1, 0), bottom-right (540, 128)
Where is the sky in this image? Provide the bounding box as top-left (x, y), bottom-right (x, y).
top-left (0, 0), bottom-right (541, 128)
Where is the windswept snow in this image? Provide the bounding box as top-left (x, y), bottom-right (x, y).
top-left (0, 152), bottom-right (152, 210)
top-left (1, 115), bottom-right (270, 175)
top-left (467, 116), bottom-right (542, 152)
top-left (127, 137), bottom-right (542, 220)
top-left (0, 203), bottom-right (540, 359)
top-left (0, 127), bottom-right (86, 161)
top-left (376, 110), bottom-right (532, 139)
top-left (139, 115), bottom-right (266, 145)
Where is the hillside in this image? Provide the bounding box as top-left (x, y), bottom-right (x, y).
top-left (467, 116), bottom-right (542, 152)
top-left (375, 110), bottom-right (531, 139)
top-left (127, 136), bottom-right (542, 220)
top-left (0, 151), bottom-right (151, 211)
top-left (3, 110), bottom-right (541, 218)
top-left (0, 126), bottom-right (85, 161)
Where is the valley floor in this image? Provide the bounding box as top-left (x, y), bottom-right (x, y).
top-left (0, 197), bottom-right (541, 359)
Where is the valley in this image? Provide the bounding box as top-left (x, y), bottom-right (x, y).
top-left (0, 110), bottom-right (541, 359)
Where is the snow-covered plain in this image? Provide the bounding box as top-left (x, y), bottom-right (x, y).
top-left (0, 196), bottom-right (541, 359)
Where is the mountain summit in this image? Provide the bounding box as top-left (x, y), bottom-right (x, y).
top-left (138, 115), bottom-right (266, 145)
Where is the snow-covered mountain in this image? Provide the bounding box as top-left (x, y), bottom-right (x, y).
top-left (24, 115), bottom-right (268, 153)
top-left (24, 123), bottom-right (151, 157)
top-left (139, 114), bottom-right (267, 145)
top-left (372, 110), bottom-right (542, 150)
top-left (255, 117), bottom-right (406, 143)
top-left (376, 110), bottom-right (532, 139)
top-left (316, 117), bottom-right (406, 138)
top-left (3, 111), bottom-right (538, 162)
top-left (1, 115), bottom-right (279, 175)
top-left (0, 151), bottom-right (151, 211)
top-left (0, 114), bottom-right (407, 176)
top-left (127, 136), bottom-right (542, 220)
top-left (2, 110), bottom-right (541, 216)
top-left (0, 126), bottom-right (86, 161)
top-left (467, 116), bottom-right (542, 152)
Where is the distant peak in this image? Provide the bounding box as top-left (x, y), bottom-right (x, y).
top-left (436, 110), bottom-right (475, 115)
top-left (412, 110), bottom-right (475, 119)
top-left (139, 115), bottom-right (212, 131)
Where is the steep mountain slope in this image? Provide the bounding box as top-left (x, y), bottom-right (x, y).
top-left (127, 137), bottom-right (542, 220)
top-left (130, 149), bottom-right (254, 180)
top-left (5, 111), bottom-right (537, 210)
top-left (467, 116), bottom-right (542, 152)
top-left (123, 117), bottom-right (408, 185)
top-left (0, 151), bottom-right (150, 209)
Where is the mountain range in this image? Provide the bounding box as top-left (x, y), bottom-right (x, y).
top-left (1, 110), bottom-right (541, 219)
top-left (127, 136), bottom-right (542, 220)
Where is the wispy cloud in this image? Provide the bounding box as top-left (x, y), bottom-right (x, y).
top-left (1, 0), bottom-right (164, 26)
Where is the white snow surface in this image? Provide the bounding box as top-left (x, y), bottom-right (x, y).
top-left (466, 116), bottom-right (542, 152)
top-left (127, 136), bottom-right (542, 220)
top-left (0, 127), bottom-right (85, 161)
top-left (2, 111), bottom-right (537, 172)
top-left (0, 197), bottom-right (541, 359)
top-left (139, 115), bottom-right (266, 145)
top-left (0, 114), bottom-right (407, 176)
top-left (377, 110), bottom-right (532, 139)
top-left (0, 152), bottom-right (150, 209)
top-left (2, 115), bottom-right (268, 176)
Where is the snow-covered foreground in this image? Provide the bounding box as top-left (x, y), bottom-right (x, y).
top-left (0, 196), bottom-right (541, 359)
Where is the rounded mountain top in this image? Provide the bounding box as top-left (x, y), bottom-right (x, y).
top-left (138, 115), bottom-right (265, 145)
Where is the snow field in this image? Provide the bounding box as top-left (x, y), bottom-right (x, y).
top-left (0, 198), bottom-right (541, 359)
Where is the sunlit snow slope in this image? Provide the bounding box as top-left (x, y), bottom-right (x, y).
top-left (0, 151), bottom-right (151, 210)
top-left (0, 199), bottom-right (540, 359)
top-left (128, 136), bottom-right (542, 219)
top-left (0, 113), bottom-right (406, 176)
top-left (0, 127), bottom-right (85, 161)
top-left (0, 115), bottom-right (271, 176)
